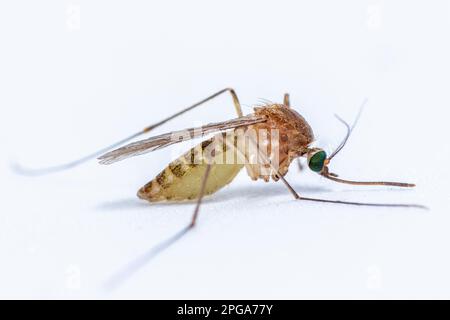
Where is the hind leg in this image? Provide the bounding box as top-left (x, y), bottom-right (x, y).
top-left (19, 88), bottom-right (243, 175)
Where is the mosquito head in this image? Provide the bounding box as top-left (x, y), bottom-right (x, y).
top-left (303, 99), bottom-right (415, 188)
top-left (306, 148), bottom-right (329, 173)
top-left (305, 100), bottom-right (363, 176)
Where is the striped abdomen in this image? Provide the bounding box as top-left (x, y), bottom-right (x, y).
top-left (137, 132), bottom-right (243, 202)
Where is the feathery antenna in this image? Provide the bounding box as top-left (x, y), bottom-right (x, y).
top-left (328, 98), bottom-right (368, 161)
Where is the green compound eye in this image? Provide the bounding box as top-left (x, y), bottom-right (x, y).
top-left (308, 150), bottom-right (327, 172)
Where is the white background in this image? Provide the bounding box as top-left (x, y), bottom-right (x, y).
top-left (0, 0), bottom-right (449, 299)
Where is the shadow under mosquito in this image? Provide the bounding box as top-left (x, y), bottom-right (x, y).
top-left (98, 182), bottom-right (424, 292)
top-left (93, 197), bottom-right (210, 212)
top-left (95, 183), bottom-right (332, 212)
top-left (214, 183), bottom-right (332, 203)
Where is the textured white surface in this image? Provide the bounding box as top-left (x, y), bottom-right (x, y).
top-left (1, 0), bottom-right (449, 299)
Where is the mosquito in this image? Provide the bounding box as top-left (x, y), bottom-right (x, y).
top-left (15, 88), bottom-right (426, 288)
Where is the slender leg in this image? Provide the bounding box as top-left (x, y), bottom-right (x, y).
top-left (297, 159), bottom-right (304, 171)
top-left (15, 88), bottom-right (243, 175)
top-left (190, 164), bottom-right (212, 227)
top-left (244, 133), bottom-right (425, 209)
top-left (283, 93), bottom-right (290, 107)
top-left (273, 166), bottom-right (425, 208)
top-left (104, 163), bottom-right (213, 290)
top-left (143, 88), bottom-right (243, 133)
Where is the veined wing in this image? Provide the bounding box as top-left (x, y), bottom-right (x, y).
top-left (98, 114), bottom-right (266, 165)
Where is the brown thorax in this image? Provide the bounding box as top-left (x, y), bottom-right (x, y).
top-left (245, 104), bottom-right (314, 182)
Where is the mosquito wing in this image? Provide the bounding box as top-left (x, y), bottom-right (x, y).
top-left (98, 115), bottom-right (266, 165)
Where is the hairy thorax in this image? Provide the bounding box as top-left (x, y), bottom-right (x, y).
top-left (245, 104), bottom-right (314, 182)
